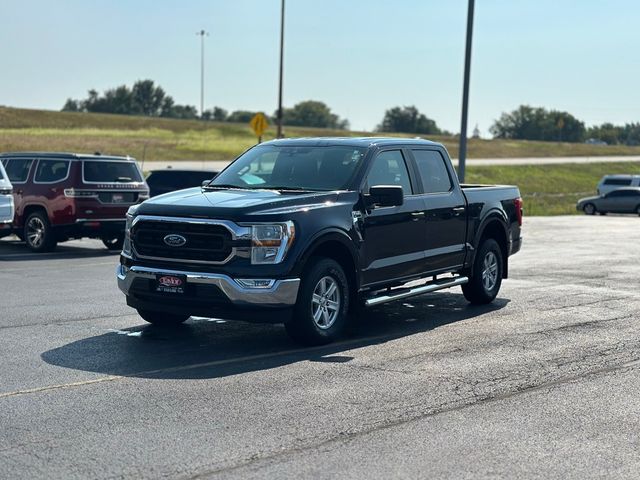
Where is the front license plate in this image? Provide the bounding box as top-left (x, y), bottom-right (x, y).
top-left (155, 274), bottom-right (187, 294)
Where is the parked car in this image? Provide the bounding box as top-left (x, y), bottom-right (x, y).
top-left (146, 169), bottom-right (219, 197)
top-left (577, 187), bottom-right (640, 215)
top-left (597, 174), bottom-right (640, 195)
top-left (0, 152), bottom-right (149, 252)
top-left (0, 161), bottom-right (14, 236)
top-left (117, 137), bottom-right (523, 345)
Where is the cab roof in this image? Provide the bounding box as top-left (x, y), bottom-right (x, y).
top-left (260, 137), bottom-right (442, 149)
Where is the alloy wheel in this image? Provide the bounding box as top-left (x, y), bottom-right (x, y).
top-left (27, 217), bottom-right (45, 248)
top-left (482, 251), bottom-right (499, 291)
top-left (311, 276), bottom-right (341, 330)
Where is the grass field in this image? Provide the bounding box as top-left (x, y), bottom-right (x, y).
top-left (467, 162), bottom-right (640, 215)
top-left (3, 106), bottom-right (640, 161)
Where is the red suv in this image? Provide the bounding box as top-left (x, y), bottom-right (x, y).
top-left (0, 152), bottom-right (149, 252)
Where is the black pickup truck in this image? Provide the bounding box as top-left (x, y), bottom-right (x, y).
top-left (117, 138), bottom-right (523, 344)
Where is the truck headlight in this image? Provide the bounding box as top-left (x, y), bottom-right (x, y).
top-left (248, 222), bottom-right (295, 264)
top-left (122, 213), bottom-right (134, 256)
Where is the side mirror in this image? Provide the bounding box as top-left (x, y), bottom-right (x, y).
top-left (201, 179), bottom-right (213, 187)
top-left (366, 185), bottom-right (404, 208)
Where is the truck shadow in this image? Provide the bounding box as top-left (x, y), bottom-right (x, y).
top-left (41, 293), bottom-right (509, 380)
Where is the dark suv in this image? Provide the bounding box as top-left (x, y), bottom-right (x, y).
top-left (0, 152), bottom-right (149, 252)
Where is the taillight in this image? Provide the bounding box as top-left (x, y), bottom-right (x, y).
top-left (514, 197), bottom-right (524, 226)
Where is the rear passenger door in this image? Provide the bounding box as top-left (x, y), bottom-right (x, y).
top-left (409, 149), bottom-right (467, 272)
top-left (359, 149), bottom-right (426, 286)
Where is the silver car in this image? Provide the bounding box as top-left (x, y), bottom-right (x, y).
top-left (577, 187), bottom-right (640, 215)
top-left (597, 174), bottom-right (640, 195)
top-left (0, 161), bottom-right (14, 225)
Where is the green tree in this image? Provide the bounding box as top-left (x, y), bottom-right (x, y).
top-left (202, 106), bottom-right (228, 121)
top-left (227, 110), bottom-right (259, 123)
top-left (278, 100), bottom-right (349, 129)
top-left (130, 80), bottom-right (165, 116)
top-left (62, 99), bottom-right (81, 112)
top-left (377, 106), bottom-right (441, 134)
top-left (490, 105), bottom-right (586, 142)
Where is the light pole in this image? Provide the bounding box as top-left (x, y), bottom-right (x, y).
top-left (196, 29), bottom-right (209, 118)
top-left (276, 0), bottom-right (285, 138)
top-left (458, 0), bottom-right (475, 182)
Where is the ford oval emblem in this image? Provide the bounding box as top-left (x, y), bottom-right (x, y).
top-left (163, 234), bottom-right (187, 247)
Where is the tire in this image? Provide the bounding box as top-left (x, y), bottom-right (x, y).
top-left (583, 203), bottom-right (596, 215)
top-left (137, 309), bottom-right (190, 326)
top-left (24, 211), bottom-right (57, 253)
top-left (102, 234), bottom-right (124, 251)
top-left (462, 238), bottom-right (503, 305)
top-left (285, 257), bottom-right (350, 345)
top-left (636, 205), bottom-right (640, 216)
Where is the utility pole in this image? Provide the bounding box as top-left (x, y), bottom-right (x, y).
top-left (276, 0), bottom-right (285, 138)
top-left (458, 0), bottom-right (475, 182)
top-left (196, 29), bottom-right (209, 118)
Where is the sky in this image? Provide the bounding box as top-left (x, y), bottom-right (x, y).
top-left (1, 0), bottom-right (639, 135)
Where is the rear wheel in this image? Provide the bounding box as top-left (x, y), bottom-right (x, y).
top-left (285, 258), bottom-right (350, 345)
top-left (137, 309), bottom-right (190, 326)
top-left (24, 211), bottom-right (57, 252)
top-left (462, 238), bottom-right (503, 305)
top-left (102, 234), bottom-right (124, 251)
top-left (583, 203), bottom-right (596, 215)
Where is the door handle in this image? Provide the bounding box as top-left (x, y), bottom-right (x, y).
top-left (452, 207), bottom-right (466, 216)
top-left (411, 211), bottom-right (425, 217)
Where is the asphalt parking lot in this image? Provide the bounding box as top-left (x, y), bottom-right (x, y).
top-left (1, 215), bottom-right (639, 479)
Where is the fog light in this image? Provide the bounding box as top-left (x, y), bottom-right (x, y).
top-left (234, 279), bottom-right (275, 289)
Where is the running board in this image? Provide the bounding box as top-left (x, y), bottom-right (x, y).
top-left (364, 276), bottom-right (469, 307)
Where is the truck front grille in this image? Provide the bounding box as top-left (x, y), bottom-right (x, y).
top-left (132, 219), bottom-right (234, 263)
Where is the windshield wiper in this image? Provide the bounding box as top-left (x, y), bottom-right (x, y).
top-left (256, 186), bottom-right (319, 192)
top-left (202, 184), bottom-right (246, 190)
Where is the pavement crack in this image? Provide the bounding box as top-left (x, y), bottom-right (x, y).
top-left (182, 356), bottom-right (640, 479)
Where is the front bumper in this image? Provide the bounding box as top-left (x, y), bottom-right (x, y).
top-left (116, 264), bottom-right (300, 320)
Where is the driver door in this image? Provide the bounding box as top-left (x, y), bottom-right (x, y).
top-left (359, 149), bottom-right (427, 287)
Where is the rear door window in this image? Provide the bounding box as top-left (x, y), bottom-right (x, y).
top-left (34, 159), bottom-right (70, 183)
top-left (604, 178), bottom-right (632, 186)
top-left (83, 161), bottom-right (142, 183)
top-left (411, 150), bottom-right (453, 194)
top-left (4, 159), bottom-right (34, 183)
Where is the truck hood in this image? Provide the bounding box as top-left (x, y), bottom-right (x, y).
top-left (135, 187), bottom-right (353, 219)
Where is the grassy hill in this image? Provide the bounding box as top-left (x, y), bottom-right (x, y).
top-left (2, 106), bottom-right (640, 161)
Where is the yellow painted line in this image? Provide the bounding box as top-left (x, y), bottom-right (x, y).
top-left (0, 376), bottom-right (121, 399)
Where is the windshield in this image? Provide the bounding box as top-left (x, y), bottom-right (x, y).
top-left (209, 145), bottom-right (366, 191)
top-left (83, 160), bottom-right (143, 183)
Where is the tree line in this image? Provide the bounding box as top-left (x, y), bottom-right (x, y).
top-left (62, 80), bottom-right (637, 144)
top-left (490, 105), bottom-right (640, 145)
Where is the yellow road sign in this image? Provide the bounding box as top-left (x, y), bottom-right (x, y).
top-left (249, 112), bottom-right (269, 138)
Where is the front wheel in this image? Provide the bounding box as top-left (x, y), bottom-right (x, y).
top-left (137, 309), bottom-right (190, 326)
top-left (102, 234), bottom-right (124, 251)
top-left (285, 258), bottom-right (350, 345)
top-left (583, 203), bottom-right (596, 215)
top-left (462, 239), bottom-right (503, 305)
top-left (24, 211), bottom-right (57, 252)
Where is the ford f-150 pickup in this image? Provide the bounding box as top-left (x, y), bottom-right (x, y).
top-left (117, 137), bottom-right (523, 344)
